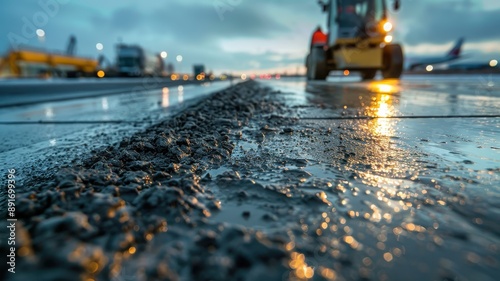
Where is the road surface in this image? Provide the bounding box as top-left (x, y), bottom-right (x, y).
top-left (0, 80), bottom-right (232, 182)
top-left (2, 74), bottom-right (499, 281)
top-left (0, 77), bottom-right (215, 107)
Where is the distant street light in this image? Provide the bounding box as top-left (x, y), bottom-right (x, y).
top-left (96, 43), bottom-right (104, 51)
top-left (176, 55), bottom-right (183, 74)
top-left (490, 59), bottom-right (498, 68)
top-left (426, 65), bottom-right (433, 72)
top-left (36, 29), bottom-right (46, 47)
top-left (36, 29), bottom-right (45, 37)
top-left (160, 51), bottom-right (168, 59)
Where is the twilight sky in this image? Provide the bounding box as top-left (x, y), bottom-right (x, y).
top-left (1, 0), bottom-right (499, 74)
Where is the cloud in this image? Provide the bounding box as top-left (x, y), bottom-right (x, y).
top-left (1, 0), bottom-right (499, 73)
top-left (110, 7), bottom-right (143, 31)
top-left (396, 0), bottom-right (500, 45)
top-left (87, 2), bottom-right (290, 45)
top-left (83, 1), bottom-right (306, 72)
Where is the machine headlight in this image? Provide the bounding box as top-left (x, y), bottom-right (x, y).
top-left (383, 22), bottom-right (393, 32)
top-left (384, 35), bottom-right (393, 43)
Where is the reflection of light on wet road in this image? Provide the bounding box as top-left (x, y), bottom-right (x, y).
top-left (368, 80), bottom-right (400, 94)
top-left (178, 86), bottom-right (184, 103)
top-left (45, 107), bottom-right (54, 118)
top-left (375, 84), bottom-right (393, 94)
top-left (349, 91), bottom-right (417, 196)
top-left (288, 252), bottom-right (315, 280)
top-left (161, 87), bottom-right (170, 108)
top-left (365, 94), bottom-right (397, 137)
top-left (101, 98), bottom-right (109, 111)
top-left (246, 77), bottom-right (500, 281)
top-left (374, 98), bottom-right (394, 136)
top-left (376, 95), bottom-right (391, 117)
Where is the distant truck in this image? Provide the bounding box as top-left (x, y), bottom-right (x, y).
top-left (193, 64), bottom-right (206, 80)
top-left (116, 44), bottom-right (163, 77)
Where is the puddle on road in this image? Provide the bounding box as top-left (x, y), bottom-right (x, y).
top-left (425, 143), bottom-right (467, 163)
top-left (400, 118), bottom-right (500, 172)
top-left (303, 163), bottom-right (341, 179)
top-left (235, 140), bottom-right (260, 156)
top-left (425, 141), bottom-right (500, 170)
top-left (203, 166), bottom-right (232, 179)
top-left (210, 202), bottom-right (271, 230)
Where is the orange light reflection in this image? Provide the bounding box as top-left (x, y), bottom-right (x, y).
top-left (161, 87), bottom-right (170, 108)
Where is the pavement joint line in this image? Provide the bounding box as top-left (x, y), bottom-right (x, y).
top-left (0, 120), bottom-right (145, 125)
top-left (296, 115), bottom-right (500, 120)
top-left (2, 114), bottom-right (499, 125)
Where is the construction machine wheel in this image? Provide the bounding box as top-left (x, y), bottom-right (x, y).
top-left (67, 71), bottom-right (82, 78)
top-left (306, 46), bottom-right (329, 81)
top-left (382, 44), bottom-right (404, 79)
top-left (361, 70), bottom-right (377, 80)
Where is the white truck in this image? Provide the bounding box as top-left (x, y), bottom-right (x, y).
top-left (116, 44), bottom-right (163, 77)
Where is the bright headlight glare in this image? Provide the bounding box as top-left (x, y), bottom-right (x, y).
top-left (383, 22), bottom-right (393, 32)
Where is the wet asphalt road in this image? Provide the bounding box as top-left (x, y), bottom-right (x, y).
top-left (1, 74), bottom-right (498, 202)
top-left (3, 76), bottom-right (500, 280)
top-left (264, 74), bottom-right (499, 171)
top-left (0, 80), bottom-right (232, 182)
top-left (0, 78), bottom-right (213, 107)
top-left (202, 74), bottom-right (500, 280)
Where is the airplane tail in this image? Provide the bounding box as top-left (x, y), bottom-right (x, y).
top-left (447, 38), bottom-right (464, 57)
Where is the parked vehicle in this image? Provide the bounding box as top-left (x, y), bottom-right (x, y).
top-left (306, 0), bottom-right (404, 80)
top-left (116, 44), bottom-right (163, 77)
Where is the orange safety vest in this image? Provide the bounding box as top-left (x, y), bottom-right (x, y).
top-left (311, 29), bottom-right (328, 46)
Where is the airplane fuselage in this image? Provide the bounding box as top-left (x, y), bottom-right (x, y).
top-left (405, 38), bottom-right (465, 70)
top-left (406, 55), bottom-right (461, 70)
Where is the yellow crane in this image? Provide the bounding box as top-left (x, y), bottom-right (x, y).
top-left (0, 49), bottom-right (99, 78)
top-left (0, 36), bottom-right (100, 78)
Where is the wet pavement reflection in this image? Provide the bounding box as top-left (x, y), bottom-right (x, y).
top-left (0, 81), bottom-right (231, 183)
top-left (214, 75), bottom-right (500, 280)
